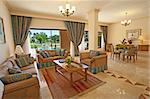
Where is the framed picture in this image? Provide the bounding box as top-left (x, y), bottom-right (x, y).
top-left (126, 29), bottom-right (141, 40)
top-left (0, 17), bottom-right (5, 43)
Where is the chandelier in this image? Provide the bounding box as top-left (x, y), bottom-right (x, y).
top-left (121, 12), bottom-right (131, 26)
top-left (59, 1), bottom-right (76, 17)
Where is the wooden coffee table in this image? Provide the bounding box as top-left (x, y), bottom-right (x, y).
top-left (53, 59), bottom-right (88, 85)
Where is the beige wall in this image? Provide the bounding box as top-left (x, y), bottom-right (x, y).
top-left (31, 18), bottom-right (89, 31)
top-left (108, 17), bottom-right (150, 45)
top-left (0, 0), bottom-right (14, 63)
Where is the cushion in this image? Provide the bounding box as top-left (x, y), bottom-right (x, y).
top-left (0, 58), bottom-right (17, 78)
top-left (16, 54), bottom-right (30, 58)
top-left (56, 49), bottom-right (60, 56)
top-left (22, 68), bottom-right (37, 75)
top-left (0, 73), bottom-right (32, 84)
top-left (81, 59), bottom-right (91, 66)
top-left (44, 51), bottom-right (50, 58)
top-left (8, 68), bottom-right (22, 74)
top-left (0, 65), bottom-right (9, 78)
top-left (29, 57), bottom-right (35, 64)
top-left (89, 50), bottom-right (100, 58)
top-left (60, 49), bottom-right (66, 56)
top-left (15, 55), bottom-right (30, 67)
top-left (48, 51), bottom-right (56, 57)
top-left (39, 51), bottom-right (47, 58)
top-left (20, 64), bottom-right (35, 70)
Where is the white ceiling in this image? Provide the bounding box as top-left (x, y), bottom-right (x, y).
top-left (5, 0), bottom-right (150, 23)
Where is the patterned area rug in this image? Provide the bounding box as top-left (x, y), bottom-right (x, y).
top-left (41, 68), bottom-right (105, 99)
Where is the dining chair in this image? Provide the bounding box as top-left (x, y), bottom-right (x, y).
top-left (122, 46), bottom-right (136, 62)
top-left (110, 44), bottom-right (121, 60)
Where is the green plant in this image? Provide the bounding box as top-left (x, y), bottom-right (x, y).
top-left (116, 44), bottom-right (127, 50)
top-left (65, 56), bottom-right (72, 65)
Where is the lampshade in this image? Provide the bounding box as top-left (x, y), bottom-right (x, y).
top-left (15, 45), bottom-right (25, 55)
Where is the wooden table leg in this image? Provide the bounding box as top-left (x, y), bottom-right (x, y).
top-left (55, 65), bottom-right (57, 72)
top-left (85, 68), bottom-right (88, 81)
top-left (70, 73), bottom-right (73, 84)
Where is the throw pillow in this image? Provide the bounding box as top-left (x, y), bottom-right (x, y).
top-left (60, 49), bottom-right (66, 56)
top-left (0, 73), bottom-right (32, 84)
top-left (89, 50), bottom-right (100, 58)
top-left (15, 56), bottom-right (30, 67)
top-left (29, 57), bottom-right (35, 64)
top-left (16, 54), bottom-right (31, 59)
top-left (56, 49), bottom-right (60, 56)
top-left (8, 68), bottom-right (22, 74)
top-left (44, 51), bottom-right (50, 58)
top-left (39, 51), bottom-right (47, 58)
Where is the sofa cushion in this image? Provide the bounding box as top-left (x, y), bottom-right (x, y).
top-left (20, 64), bottom-right (35, 70)
top-left (56, 49), bottom-right (61, 56)
top-left (89, 50), bottom-right (100, 58)
top-left (48, 51), bottom-right (56, 57)
top-left (44, 51), bottom-right (50, 58)
top-left (60, 49), bottom-right (66, 56)
top-left (39, 51), bottom-right (47, 58)
top-left (8, 68), bottom-right (22, 74)
top-left (15, 55), bottom-right (31, 67)
top-left (22, 68), bottom-right (37, 75)
top-left (81, 59), bottom-right (91, 66)
top-left (0, 57), bottom-right (19, 78)
top-left (0, 73), bottom-right (32, 84)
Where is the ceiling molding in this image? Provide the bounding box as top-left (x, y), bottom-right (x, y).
top-left (10, 11), bottom-right (109, 26)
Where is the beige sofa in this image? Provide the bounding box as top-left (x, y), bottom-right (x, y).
top-left (0, 56), bottom-right (40, 99)
top-left (36, 49), bottom-right (69, 69)
top-left (80, 51), bottom-right (108, 74)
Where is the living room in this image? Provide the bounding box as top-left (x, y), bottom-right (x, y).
top-left (0, 0), bottom-right (150, 99)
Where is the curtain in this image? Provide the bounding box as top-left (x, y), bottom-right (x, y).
top-left (100, 26), bottom-right (108, 50)
top-left (64, 21), bottom-right (85, 56)
top-left (11, 15), bottom-right (32, 47)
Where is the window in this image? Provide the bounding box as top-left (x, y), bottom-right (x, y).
top-left (98, 32), bottom-right (103, 48)
top-left (29, 29), bottom-right (60, 50)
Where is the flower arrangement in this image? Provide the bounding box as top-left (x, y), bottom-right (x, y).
top-left (128, 40), bottom-right (132, 44)
top-left (116, 44), bottom-right (127, 50)
top-left (65, 56), bottom-right (72, 65)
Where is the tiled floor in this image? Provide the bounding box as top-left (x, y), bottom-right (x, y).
top-left (38, 51), bottom-right (150, 99)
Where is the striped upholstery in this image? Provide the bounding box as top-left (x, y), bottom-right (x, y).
top-left (88, 65), bottom-right (108, 74)
top-left (0, 73), bottom-right (32, 84)
top-left (39, 51), bottom-right (47, 58)
top-left (15, 56), bottom-right (30, 67)
top-left (37, 62), bottom-right (55, 69)
top-left (8, 68), bottom-right (22, 74)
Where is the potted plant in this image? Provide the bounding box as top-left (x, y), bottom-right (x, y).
top-left (65, 56), bottom-right (72, 66)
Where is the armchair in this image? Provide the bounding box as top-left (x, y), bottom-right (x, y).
top-left (80, 51), bottom-right (107, 74)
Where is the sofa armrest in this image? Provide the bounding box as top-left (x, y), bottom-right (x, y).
top-left (37, 54), bottom-right (44, 63)
top-left (91, 55), bottom-right (107, 67)
top-left (4, 77), bottom-right (39, 94)
top-left (80, 52), bottom-right (89, 60)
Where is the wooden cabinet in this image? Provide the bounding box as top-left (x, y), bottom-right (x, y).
top-left (138, 45), bottom-right (149, 51)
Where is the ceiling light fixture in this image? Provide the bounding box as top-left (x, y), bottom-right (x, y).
top-left (59, 0), bottom-right (76, 17)
top-left (121, 12), bottom-right (131, 26)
